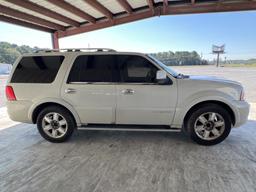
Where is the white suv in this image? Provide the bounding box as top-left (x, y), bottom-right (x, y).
top-left (6, 48), bottom-right (249, 145)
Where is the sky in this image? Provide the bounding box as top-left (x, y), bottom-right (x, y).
top-left (0, 10), bottom-right (255, 60)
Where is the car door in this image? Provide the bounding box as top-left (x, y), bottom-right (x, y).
top-left (61, 54), bottom-right (116, 124)
top-left (115, 54), bottom-right (177, 125)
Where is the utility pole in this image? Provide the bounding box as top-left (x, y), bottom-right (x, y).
top-left (212, 45), bottom-right (225, 67)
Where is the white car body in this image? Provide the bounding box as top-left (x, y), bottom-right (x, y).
top-left (6, 50), bottom-right (249, 136)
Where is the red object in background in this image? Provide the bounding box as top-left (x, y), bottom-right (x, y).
top-left (5, 86), bottom-right (16, 101)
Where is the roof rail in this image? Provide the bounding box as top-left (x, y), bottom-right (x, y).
top-left (34, 48), bottom-right (116, 53)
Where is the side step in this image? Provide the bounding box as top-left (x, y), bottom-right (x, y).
top-left (77, 124), bottom-right (181, 132)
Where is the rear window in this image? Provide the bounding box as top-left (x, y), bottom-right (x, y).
top-left (11, 56), bottom-right (64, 83)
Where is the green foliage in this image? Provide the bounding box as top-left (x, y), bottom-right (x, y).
top-left (0, 41), bottom-right (37, 64)
top-left (150, 51), bottom-right (208, 66)
top-left (0, 41), bottom-right (208, 66)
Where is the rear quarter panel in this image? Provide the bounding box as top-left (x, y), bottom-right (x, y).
top-left (6, 52), bottom-right (79, 124)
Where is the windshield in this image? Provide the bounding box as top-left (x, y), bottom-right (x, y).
top-left (147, 54), bottom-right (179, 77)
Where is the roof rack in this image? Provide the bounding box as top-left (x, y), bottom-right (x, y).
top-left (34, 48), bottom-right (116, 53)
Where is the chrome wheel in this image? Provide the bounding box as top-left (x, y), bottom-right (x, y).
top-left (42, 112), bottom-right (68, 138)
top-left (194, 112), bottom-right (225, 141)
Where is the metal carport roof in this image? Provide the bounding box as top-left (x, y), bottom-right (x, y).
top-left (0, 0), bottom-right (256, 48)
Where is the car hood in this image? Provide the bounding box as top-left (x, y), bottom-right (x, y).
top-left (188, 75), bottom-right (242, 86)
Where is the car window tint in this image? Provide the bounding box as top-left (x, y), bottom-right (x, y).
top-left (117, 55), bottom-right (158, 83)
top-left (11, 56), bottom-right (64, 83)
top-left (68, 55), bottom-right (113, 83)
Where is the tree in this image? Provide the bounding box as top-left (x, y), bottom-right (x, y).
top-left (150, 50), bottom-right (207, 66)
top-left (0, 41), bottom-right (36, 64)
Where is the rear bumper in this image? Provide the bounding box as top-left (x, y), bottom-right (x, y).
top-left (231, 100), bottom-right (250, 128)
top-left (6, 100), bottom-right (33, 123)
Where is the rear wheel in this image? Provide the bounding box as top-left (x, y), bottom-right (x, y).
top-left (185, 104), bottom-right (232, 145)
top-left (36, 106), bottom-right (75, 143)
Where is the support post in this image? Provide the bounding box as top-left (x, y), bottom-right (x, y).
top-left (216, 53), bottom-right (220, 67)
top-left (51, 32), bottom-right (59, 49)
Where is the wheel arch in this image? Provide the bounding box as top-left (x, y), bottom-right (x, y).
top-left (30, 101), bottom-right (81, 126)
top-left (183, 100), bottom-right (235, 130)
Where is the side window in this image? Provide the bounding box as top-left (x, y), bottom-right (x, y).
top-left (11, 56), bottom-right (64, 83)
top-left (117, 55), bottom-right (158, 83)
top-left (68, 55), bottom-right (114, 83)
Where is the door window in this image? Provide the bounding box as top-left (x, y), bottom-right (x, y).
top-left (68, 55), bottom-right (114, 83)
top-left (116, 55), bottom-right (158, 83)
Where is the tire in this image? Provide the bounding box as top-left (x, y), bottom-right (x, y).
top-left (185, 103), bottom-right (232, 146)
top-left (36, 106), bottom-right (76, 143)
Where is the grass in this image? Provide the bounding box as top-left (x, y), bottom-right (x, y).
top-left (222, 63), bottom-right (256, 67)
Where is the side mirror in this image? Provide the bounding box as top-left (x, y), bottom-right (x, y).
top-left (156, 70), bottom-right (172, 85)
top-left (156, 70), bottom-right (167, 80)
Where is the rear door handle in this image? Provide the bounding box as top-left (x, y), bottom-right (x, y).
top-left (65, 88), bottom-right (76, 94)
top-left (121, 89), bottom-right (135, 95)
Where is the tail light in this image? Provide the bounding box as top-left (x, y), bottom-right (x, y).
top-left (5, 86), bottom-right (16, 101)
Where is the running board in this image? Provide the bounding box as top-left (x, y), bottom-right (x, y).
top-left (77, 125), bottom-right (181, 132)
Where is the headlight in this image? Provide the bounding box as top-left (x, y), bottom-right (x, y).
top-left (240, 89), bottom-right (245, 101)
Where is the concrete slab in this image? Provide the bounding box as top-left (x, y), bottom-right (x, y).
top-left (0, 66), bottom-right (256, 192)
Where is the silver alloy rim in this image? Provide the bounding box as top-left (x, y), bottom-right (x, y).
top-left (194, 112), bottom-right (225, 141)
top-left (42, 112), bottom-right (68, 138)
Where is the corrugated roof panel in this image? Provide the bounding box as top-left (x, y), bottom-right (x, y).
top-left (65, 0), bottom-right (104, 19)
top-left (0, 0), bottom-right (69, 26)
top-left (29, 0), bottom-right (86, 23)
top-left (127, 0), bottom-right (147, 9)
top-left (97, 0), bottom-right (124, 14)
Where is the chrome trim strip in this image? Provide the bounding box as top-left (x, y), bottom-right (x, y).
top-left (69, 82), bottom-right (170, 85)
top-left (77, 127), bottom-right (181, 132)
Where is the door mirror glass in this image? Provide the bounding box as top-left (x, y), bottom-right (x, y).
top-left (156, 70), bottom-right (167, 80)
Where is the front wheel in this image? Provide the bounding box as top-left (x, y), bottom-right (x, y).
top-left (36, 106), bottom-right (75, 143)
top-left (185, 104), bottom-right (232, 146)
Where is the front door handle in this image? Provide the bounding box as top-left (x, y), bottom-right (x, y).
top-left (121, 89), bottom-right (135, 95)
top-left (65, 88), bottom-right (76, 94)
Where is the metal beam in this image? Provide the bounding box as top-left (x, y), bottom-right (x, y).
top-left (58, 10), bottom-right (152, 37)
top-left (51, 32), bottom-right (59, 49)
top-left (0, 15), bottom-right (54, 33)
top-left (146, 0), bottom-right (155, 15)
top-left (116, 0), bottom-right (133, 14)
top-left (6, 0), bottom-right (80, 27)
top-left (84, 0), bottom-right (113, 20)
top-left (47, 0), bottom-right (96, 24)
top-left (0, 5), bottom-right (66, 31)
top-left (163, 0), bottom-right (169, 14)
top-left (164, 1), bottom-right (256, 15)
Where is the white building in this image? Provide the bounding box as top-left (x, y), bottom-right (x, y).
top-left (0, 63), bottom-right (12, 74)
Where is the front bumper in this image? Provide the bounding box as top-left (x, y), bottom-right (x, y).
top-left (231, 100), bottom-right (250, 128)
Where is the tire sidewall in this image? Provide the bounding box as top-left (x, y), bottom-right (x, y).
top-left (187, 104), bottom-right (231, 146)
top-left (37, 106), bottom-right (75, 143)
